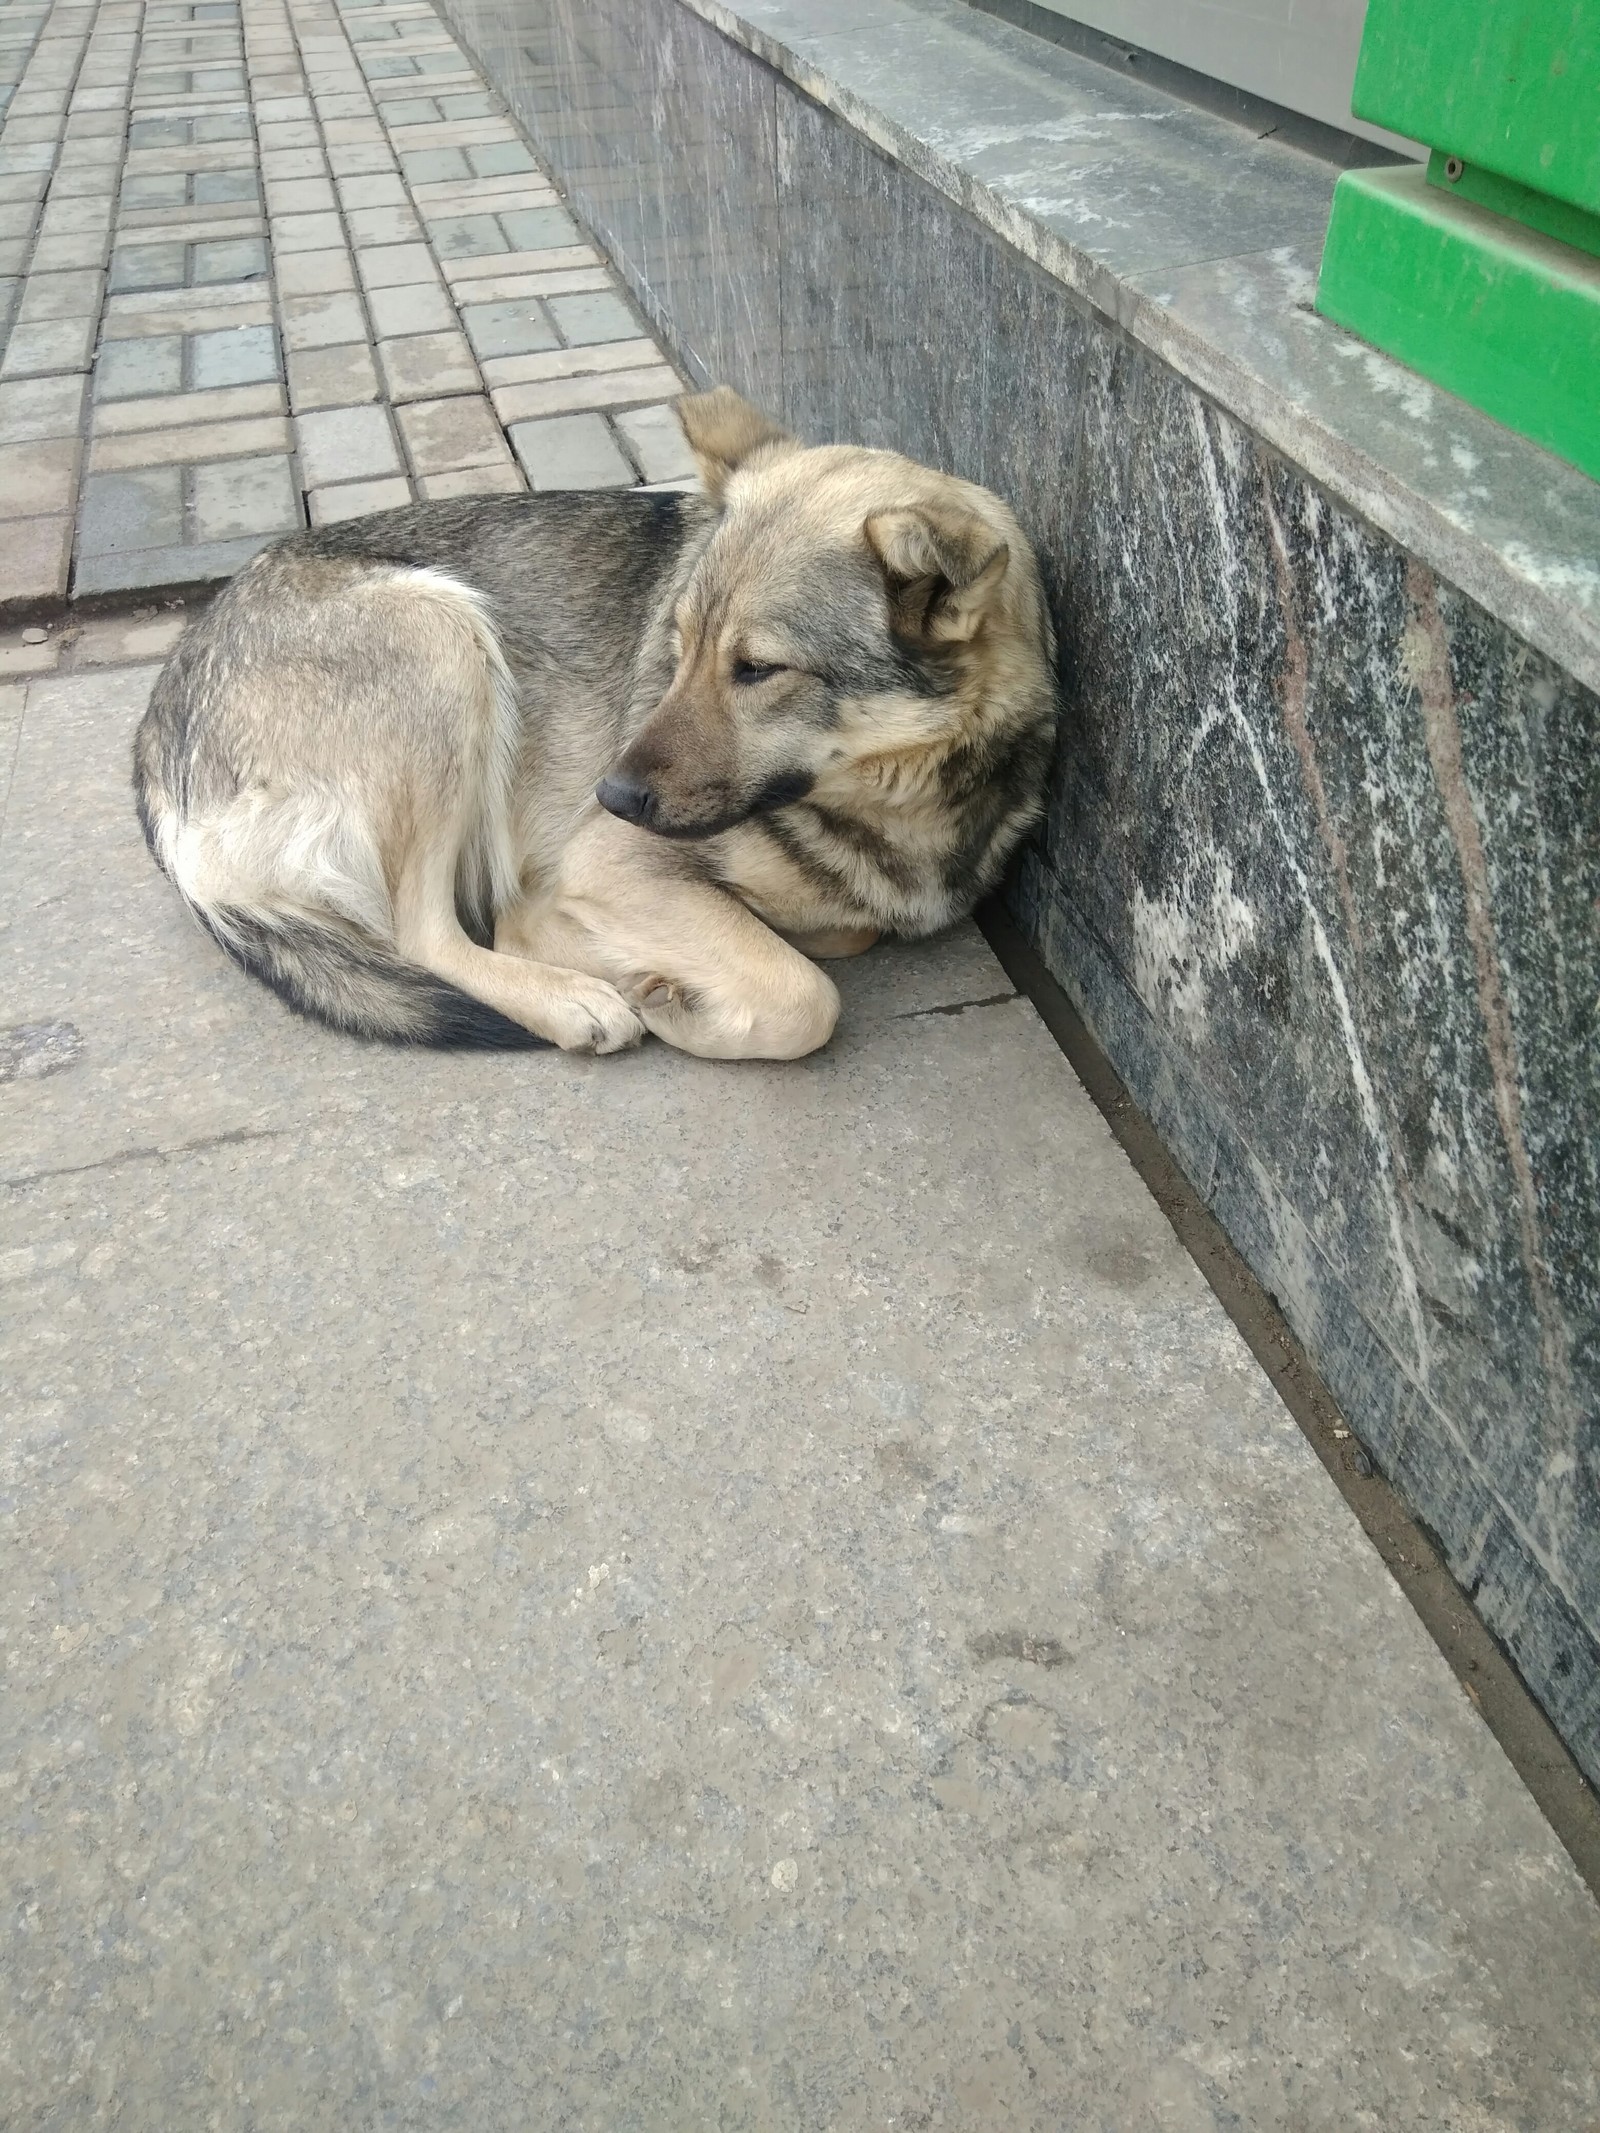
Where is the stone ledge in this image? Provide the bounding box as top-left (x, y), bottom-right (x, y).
top-left (679, 0), bottom-right (1600, 693)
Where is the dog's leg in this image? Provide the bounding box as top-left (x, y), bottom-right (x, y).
top-left (780, 926), bottom-right (881, 960)
top-left (498, 818), bottom-right (841, 1062)
top-left (395, 838), bottom-right (643, 1054)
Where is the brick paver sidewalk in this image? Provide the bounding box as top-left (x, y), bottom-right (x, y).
top-left (0, 0), bottom-right (692, 618)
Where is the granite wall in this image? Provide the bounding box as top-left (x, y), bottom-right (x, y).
top-left (439, 0), bottom-right (1600, 1785)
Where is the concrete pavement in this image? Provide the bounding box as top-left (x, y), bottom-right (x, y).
top-left (3, 648), bottom-right (1599, 2128)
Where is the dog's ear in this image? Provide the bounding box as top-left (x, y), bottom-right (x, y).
top-left (865, 505), bottom-right (1010, 643)
top-left (675, 388), bottom-right (796, 502)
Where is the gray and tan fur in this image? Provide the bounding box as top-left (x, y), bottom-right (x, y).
top-left (134, 389), bottom-right (1057, 1060)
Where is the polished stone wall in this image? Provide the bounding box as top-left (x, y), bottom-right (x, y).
top-left (440, 0), bottom-right (1600, 1783)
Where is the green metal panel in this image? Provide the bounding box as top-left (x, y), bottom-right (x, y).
top-left (1426, 149), bottom-right (1600, 261)
top-left (1354, 0), bottom-right (1599, 219)
top-left (1315, 165), bottom-right (1600, 479)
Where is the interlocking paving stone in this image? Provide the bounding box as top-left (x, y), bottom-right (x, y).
top-left (295, 399), bottom-right (398, 483)
top-left (492, 365), bottom-right (681, 424)
top-left (441, 244), bottom-right (598, 282)
top-left (26, 229), bottom-right (112, 269)
top-left (478, 336), bottom-right (665, 391)
top-left (501, 204), bottom-right (584, 250)
top-left (278, 285), bottom-right (365, 348)
top-left (456, 296), bottom-right (555, 361)
top-left (272, 244), bottom-right (354, 295)
top-left (361, 274), bottom-right (446, 336)
top-left (270, 207), bottom-right (342, 251)
top-left (264, 174), bottom-right (335, 214)
top-left (393, 387), bottom-right (507, 473)
top-left (508, 408), bottom-right (633, 490)
top-left (344, 201), bottom-right (415, 245)
top-left (77, 461), bottom-right (184, 553)
top-left (38, 195), bottom-right (115, 236)
top-left (425, 210), bottom-right (497, 257)
top-left (335, 169), bottom-right (403, 208)
top-left (0, 509), bottom-right (71, 609)
top-left (463, 139), bottom-right (535, 177)
top-left (93, 379), bottom-right (282, 433)
top-left (194, 169), bottom-right (260, 205)
top-left (190, 449), bottom-right (297, 538)
top-left (416, 457), bottom-right (522, 499)
top-left (102, 288), bottom-right (270, 336)
top-left (614, 400), bottom-right (698, 484)
top-left (260, 147), bottom-right (327, 180)
top-left (0, 311), bottom-right (95, 376)
top-left (306, 469), bottom-right (407, 520)
top-left (193, 234), bottom-right (267, 281)
top-left (117, 215), bottom-right (266, 249)
top-left (0, 371), bottom-right (85, 441)
top-left (0, 434), bottom-right (80, 518)
top-left (412, 181), bottom-right (556, 218)
top-left (95, 333), bottom-right (183, 397)
top-left (321, 118), bottom-right (386, 146)
top-left (286, 337), bottom-right (376, 408)
top-left (72, 528), bottom-right (274, 592)
top-left (395, 143), bottom-right (463, 184)
top-left (89, 411), bottom-right (290, 469)
top-left (121, 172), bottom-right (187, 208)
top-left (1, 0), bottom-right (691, 605)
top-left (354, 237), bottom-right (433, 287)
top-left (190, 318), bottom-right (278, 385)
top-left (545, 288), bottom-right (639, 346)
top-left (107, 239), bottom-right (185, 290)
top-left (440, 264), bottom-right (610, 307)
top-left (375, 324), bottom-right (474, 400)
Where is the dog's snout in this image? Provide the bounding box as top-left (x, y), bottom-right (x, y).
top-left (596, 771), bottom-right (656, 826)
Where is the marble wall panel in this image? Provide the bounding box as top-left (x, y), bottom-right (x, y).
top-left (441, 0), bottom-right (1600, 1783)
top-left (1044, 328), bottom-right (1599, 1629)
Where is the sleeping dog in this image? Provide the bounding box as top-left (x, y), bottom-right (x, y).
top-left (135, 388), bottom-right (1057, 1059)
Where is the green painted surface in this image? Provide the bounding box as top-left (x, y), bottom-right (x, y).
top-left (1426, 149), bottom-right (1600, 262)
top-left (1354, 0), bottom-right (1599, 220)
top-left (1315, 165), bottom-right (1600, 480)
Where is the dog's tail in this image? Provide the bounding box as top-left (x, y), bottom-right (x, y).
top-left (132, 728), bottom-right (543, 1051)
top-left (190, 904), bottom-right (544, 1048)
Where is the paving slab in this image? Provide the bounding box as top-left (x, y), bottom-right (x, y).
top-left (0, 0), bottom-right (686, 616)
top-left (0, 656), bottom-right (1598, 2128)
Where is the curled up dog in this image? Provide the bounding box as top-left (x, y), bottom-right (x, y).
top-left (133, 389), bottom-right (1057, 1061)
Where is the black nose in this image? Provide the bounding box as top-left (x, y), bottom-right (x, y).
top-left (596, 772), bottom-right (656, 826)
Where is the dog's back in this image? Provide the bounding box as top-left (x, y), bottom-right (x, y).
top-left (135, 490), bottom-right (709, 1048)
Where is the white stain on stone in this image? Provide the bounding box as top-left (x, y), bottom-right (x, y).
top-left (1131, 860), bottom-right (1256, 1041)
top-left (0, 1240), bottom-right (76, 1282)
top-left (1359, 348), bottom-right (1436, 423)
top-left (769, 1858), bottom-right (798, 1892)
top-left (1499, 541), bottom-right (1600, 607)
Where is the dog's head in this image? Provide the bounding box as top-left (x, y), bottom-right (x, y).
top-left (596, 388), bottom-right (1047, 840)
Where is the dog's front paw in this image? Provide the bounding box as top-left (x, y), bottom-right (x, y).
top-left (545, 973), bottom-right (646, 1054)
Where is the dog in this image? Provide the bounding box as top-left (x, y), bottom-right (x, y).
top-left (134, 389), bottom-right (1057, 1061)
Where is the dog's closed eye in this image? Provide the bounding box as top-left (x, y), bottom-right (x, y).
top-left (731, 659), bottom-right (787, 686)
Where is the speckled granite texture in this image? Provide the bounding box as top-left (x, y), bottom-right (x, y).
top-left (4, 660), bottom-right (1600, 2129)
top-left (430, 0), bottom-right (1600, 1784)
